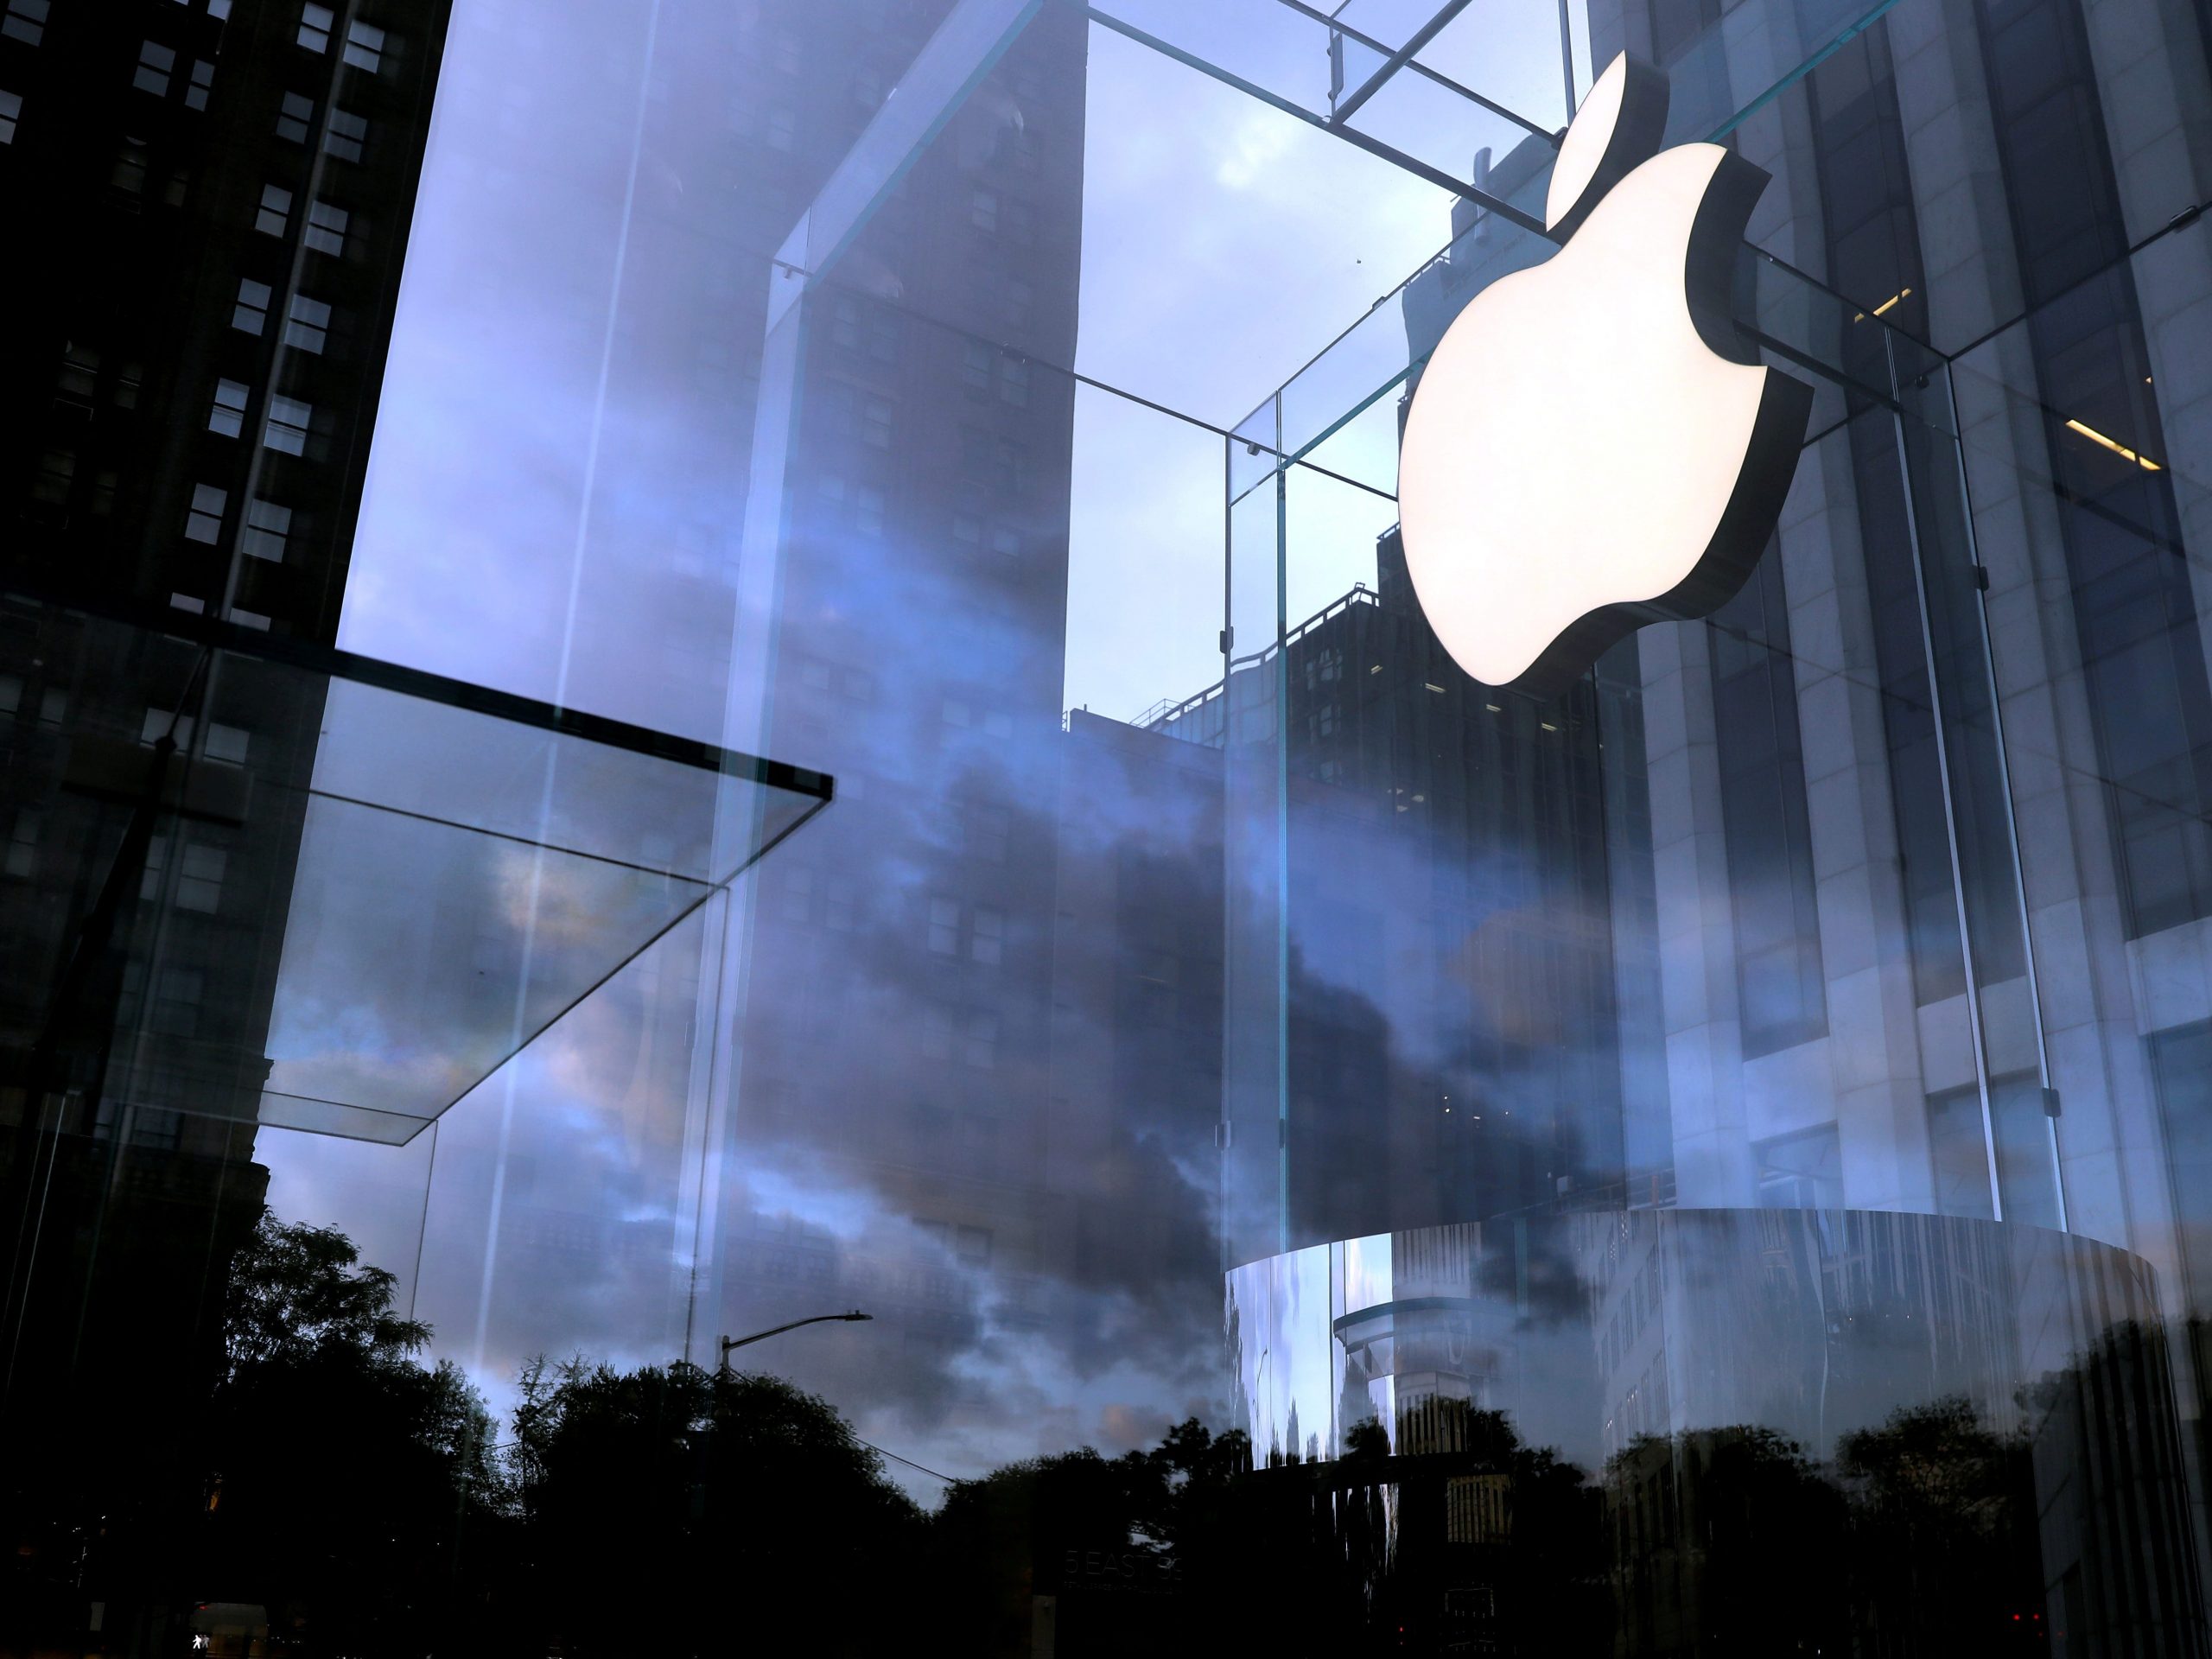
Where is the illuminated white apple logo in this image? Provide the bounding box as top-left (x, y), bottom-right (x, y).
top-left (1397, 54), bottom-right (1814, 699)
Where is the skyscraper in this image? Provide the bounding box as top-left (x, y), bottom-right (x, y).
top-left (0, 3), bottom-right (449, 1646)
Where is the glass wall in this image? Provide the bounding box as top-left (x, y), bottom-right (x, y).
top-left (8, 0), bottom-right (2212, 1650)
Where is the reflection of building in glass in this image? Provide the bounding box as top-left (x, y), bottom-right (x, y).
top-left (0, 0), bottom-right (449, 1648)
top-left (1231, 1211), bottom-right (2201, 1647)
top-left (717, 3), bottom-right (1090, 1405)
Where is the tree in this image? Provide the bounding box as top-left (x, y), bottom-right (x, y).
top-left (200, 1207), bottom-right (511, 1656)
top-left (506, 1357), bottom-right (926, 1657)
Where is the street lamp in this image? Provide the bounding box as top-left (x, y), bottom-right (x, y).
top-left (717, 1310), bottom-right (872, 1374)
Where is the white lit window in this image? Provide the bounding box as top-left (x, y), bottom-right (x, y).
top-left (283, 293), bottom-right (329, 353)
top-left (186, 59), bottom-right (213, 110)
top-left (242, 497), bottom-right (290, 559)
top-left (232, 277), bottom-right (271, 334)
top-left (133, 41), bottom-right (176, 96)
top-left (255, 182), bottom-right (292, 236)
top-left (168, 593), bottom-right (205, 614)
top-left (5, 810), bottom-right (37, 879)
top-left (264, 394), bottom-right (311, 454)
top-left (184, 483), bottom-right (226, 543)
top-left (2, 0), bottom-right (48, 47)
top-left (927, 898), bottom-right (959, 955)
top-left (341, 18), bottom-right (384, 71)
top-left (209, 0), bottom-right (232, 16)
top-left (297, 3), bottom-right (332, 51)
top-left (0, 88), bottom-right (18, 143)
top-left (227, 607), bottom-right (270, 631)
top-left (208, 378), bottom-right (248, 437)
top-left (303, 198), bottom-right (348, 255)
top-left (323, 106), bottom-right (365, 162)
top-left (276, 91), bottom-right (314, 143)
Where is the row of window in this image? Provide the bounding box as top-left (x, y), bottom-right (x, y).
top-left (297, 3), bottom-right (385, 72)
top-left (207, 378), bottom-right (312, 454)
top-left (185, 482), bottom-right (292, 561)
top-left (276, 89), bottom-right (368, 161)
top-left (256, 181), bottom-right (350, 252)
top-left (133, 39), bottom-right (213, 107)
top-left (232, 277), bottom-right (330, 351)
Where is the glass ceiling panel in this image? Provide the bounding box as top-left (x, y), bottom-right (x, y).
top-left (0, 594), bottom-right (829, 1147)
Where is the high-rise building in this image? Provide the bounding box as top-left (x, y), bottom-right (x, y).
top-left (0, 2), bottom-right (449, 1646)
top-left (710, 3), bottom-right (1090, 1418)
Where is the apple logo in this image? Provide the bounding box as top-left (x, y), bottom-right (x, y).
top-left (1396, 53), bottom-right (1815, 701)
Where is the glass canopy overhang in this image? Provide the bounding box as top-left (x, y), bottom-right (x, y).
top-left (0, 590), bottom-right (830, 1146)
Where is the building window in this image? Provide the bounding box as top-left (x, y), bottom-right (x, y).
top-left (1754, 1126), bottom-right (1842, 1209)
top-left (830, 296), bottom-right (861, 348)
top-left (186, 58), bottom-right (212, 109)
top-left (208, 378), bottom-right (249, 437)
top-left (32, 448), bottom-right (72, 504)
top-left (0, 88), bottom-right (18, 143)
top-left (324, 106), bottom-right (365, 162)
top-left (1, 0), bottom-right (47, 46)
top-left (143, 836), bottom-right (226, 912)
top-left (132, 40), bottom-right (175, 96)
top-left (232, 277), bottom-right (272, 334)
top-left (928, 897), bottom-right (959, 955)
top-left (4, 810), bottom-right (37, 879)
top-left (276, 91), bottom-right (315, 143)
top-left (55, 343), bottom-right (97, 402)
top-left (970, 907), bottom-right (1003, 966)
top-left (963, 804), bottom-right (1008, 862)
top-left (0, 677), bottom-right (18, 716)
top-left (962, 341), bottom-right (992, 391)
top-left (921, 1006), bottom-right (955, 1061)
top-left (264, 395), bottom-right (311, 454)
top-left (952, 513), bottom-right (982, 550)
top-left (969, 188), bottom-right (998, 232)
top-left (766, 106), bottom-right (796, 150)
top-left (112, 139), bottom-right (149, 194)
top-left (255, 182), bottom-right (292, 236)
top-left (242, 496), bottom-right (290, 559)
top-left (997, 356), bottom-right (1029, 406)
top-left (298, 3), bottom-right (333, 50)
top-left (149, 969), bottom-right (204, 1038)
top-left (863, 395), bottom-right (893, 448)
top-left (962, 1013), bottom-right (998, 1070)
top-left (1709, 553), bottom-right (1827, 1055)
top-left (303, 198), bottom-right (348, 255)
top-left (283, 293), bottom-right (329, 353)
top-left (342, 19), bottom-right (385, 71)
top-left (989, 525), bottom-right (1019, 560)
top-left (184, 483), bottom-right (226, 543)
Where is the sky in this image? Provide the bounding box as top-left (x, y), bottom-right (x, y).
top-left (262, 0), bottom-right (1588, 1500)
